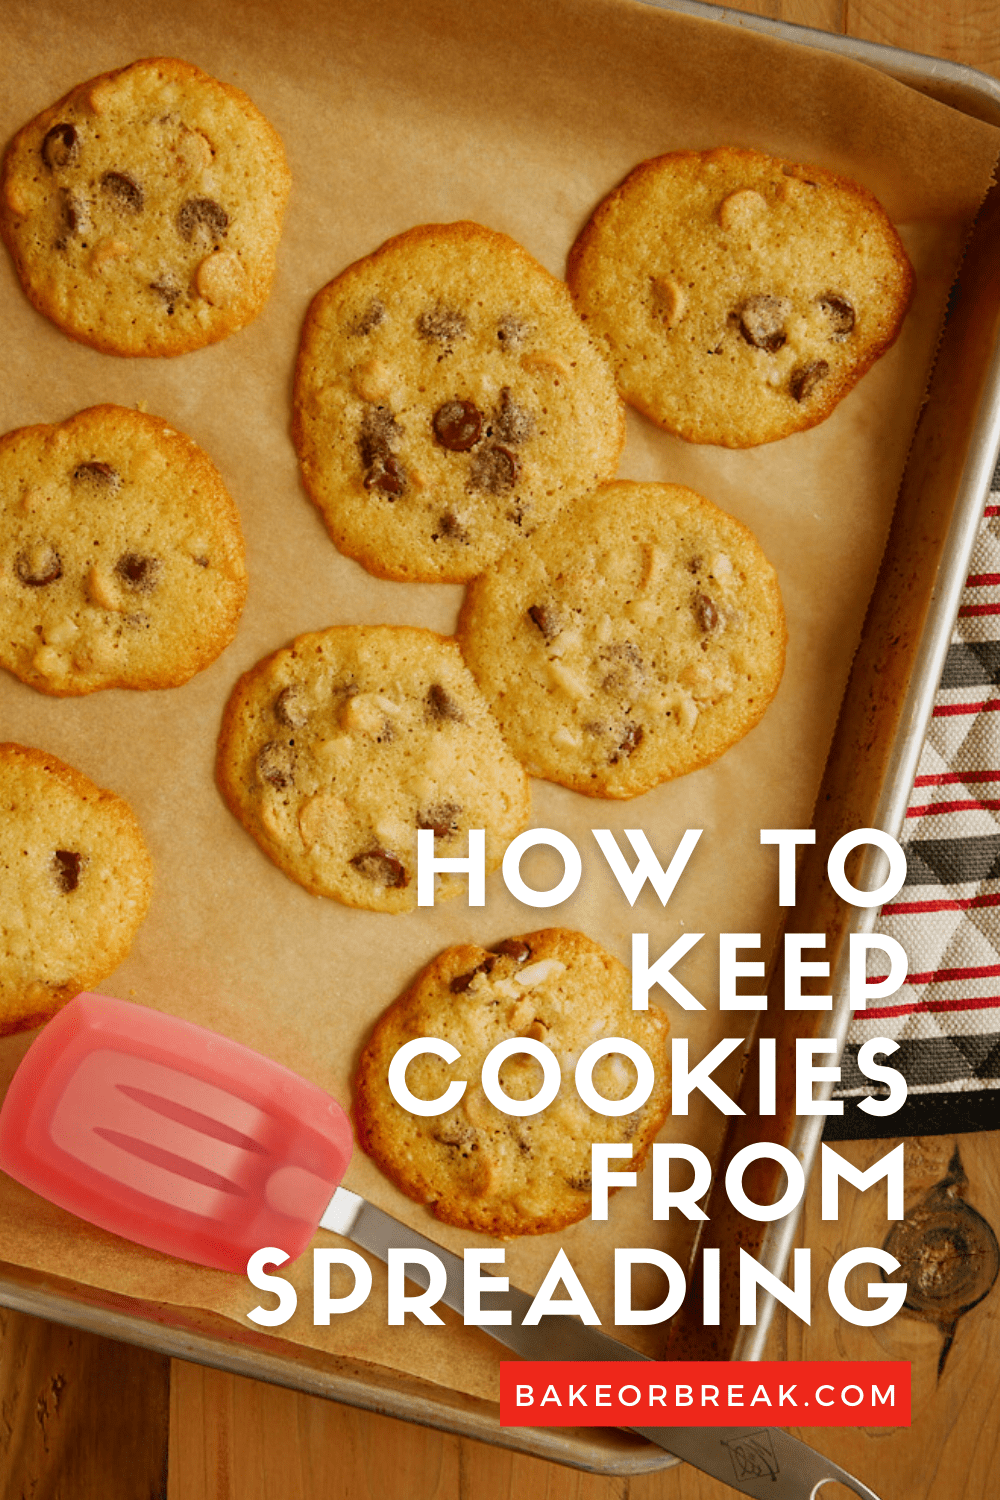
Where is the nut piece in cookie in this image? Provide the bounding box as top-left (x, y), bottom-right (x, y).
top-left (215, 625), bottom-right (531, 913)
top-left (354, 929), bottom-right (671, 1237)
top-left (0, 743), bottom-right (153, 1036)
top-left (292, 221), bottom-right (625, 583)
top-left (0, 58), bottom-right (290, 356)
top-left (0, 405), bottom-right (248, 695)
top-left (566, 147), bottom-right (914, 447)
top-left (458, 480), bottom-right (786, 797)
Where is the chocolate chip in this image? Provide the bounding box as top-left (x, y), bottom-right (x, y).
top-left (497, 314), bottom-right (530, 347)
top-left (57, 189), bottom-right (90, 243)
top-left (566, 1173), bottom-right (592, 1192)
top-left (600, 641), bottom-right (643, 692)
top-left (274, 686), bottom-right (308, 728)
top-left (435, 511), bottom-right (468, 543)
top-left (432, 399), bottom-right (482, 452)
top-left (417, 801), bottom-right (462, 838)
top-left (364, 453), bottom-right (407, 497)
top-left (358, 405), bottom-right (402, 466)
top-left (350, 849), bottom-right (408, 887)
top-left (818, 293), bottom-right (855, 339)
top-left (450, 956), bottom-right (497, 992)
top-left (527, 603), bottom-right (561, 642)
top-left (492, 388), bottom-right (534, 446)
top-left (52, 849), bottom-right (82, 893)
top-left (692, 591), bottom-right (720, 633)
top-left (490, 938), bottom-right (532, 963)
top-left (42, 123), bottom-right (79, 171)
top-left (610, 723), bottom-right (644, 764)
top-left (176, 196), bottom-right (229, 244)
top-left (468, 445), bottom-right (518, 496)
top-left (790, 359), bottom-right (830, 403)
top-left (72, 460), bottom-right (121, 491)
top-left (738, 294), bottom-right (789, 353)
top-left (101, 171), bottom-right (144, 213)
top-left (417, 305), bottom-right (467, 346)
top-left (350, 299), bottom-right (385, 336)
top-left (150, 276), bottom-right (182, 312)
top-left (434, 1121), bottom-right (478, 1151)
top-left (358, 406), bottom-right (407, 496)
top-left (15, 545), bottom-right (62, 587)
top-left (115, 553), bottom-right (161, 592)
top-left (257, 741), bottom-right (295, 789)
top-left (426, 682), bottom-right (464, 722)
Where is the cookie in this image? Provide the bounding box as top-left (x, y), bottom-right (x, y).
top-left (292, 221), bottom-right (625, 583)
top-left (0, 743), bottom-right (153, 1036)
top-left (354, 928), bottom-right (671, 1237)
top-left (458, 481), bottom-right (786, 797)
top-left (216, 625), bottom-right (532, 913)
top-left (566, 147), bottom-right (914, 447)
top-left (0, 405), bottom-right (248, 695)
top-left (0, 57), bottom-right (290, 357)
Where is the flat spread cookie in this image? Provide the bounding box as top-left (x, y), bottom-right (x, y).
top-left (0, 405), bottom-right (248, 695)
top-left (354, 928), bottom-right (671, 1237)
top-left (566, 147), bottom-right (914, 447)
top-left (0, 57), bottom-right (290, 356)
top-left (216, 625), bottom-right (531, 913)
top-left (0, 743), bottom-right (153, 1036)
top-left (292, 221), bottom-right (625, 582)
top-left (458, 481), bottom-right (786, 797)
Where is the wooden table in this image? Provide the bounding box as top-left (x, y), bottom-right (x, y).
top-left (3, 2), bottom-right (999, 1495)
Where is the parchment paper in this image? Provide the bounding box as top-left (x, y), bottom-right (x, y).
top-left (0, 0), bottom-right (997, 1405)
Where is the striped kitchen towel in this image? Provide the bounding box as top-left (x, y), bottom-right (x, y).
top-left (829, 453), bottom-right (1000, 1139)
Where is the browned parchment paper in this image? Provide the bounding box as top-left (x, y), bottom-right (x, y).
top-left (0, 0), bottom-right (997, 1405)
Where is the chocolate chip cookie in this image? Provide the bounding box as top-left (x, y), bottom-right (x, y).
top-left (0, 405), bottom-right (248, 695)
top-left (458, 481), bottom-right (786, 797)
top-left (292, 221), bottom-right (625, 582)
top-left (0, 57), bottom-right (290, 356)
top-left (0, 743), bottom-right (153, 1036)
top-left (566, 147), bottom-right (914, 446)
top-left (216, 625), bottom-right (531, 913)
top-left (354, 928), bottom-right (671, 1237)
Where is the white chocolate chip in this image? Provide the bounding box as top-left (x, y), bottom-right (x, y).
top-left (195, 250), bottom-right (246, 308)
top-left (43, 617), bottom-right (79, 649)
top-left (677, 694), bottom-right (699, 732)
top-left (520, 351), bottom-right (569, 378)
top-left (547, 659), bottom-right (589, 699)
top-left (89, 238), bottom-right (131, 274)
top-left (717, 188), bottom-right (767, 231)
top-left (176, 128), bottom-right (213, 175)
top-left (87, 566), bottom-right (124, 612)
top-left (32, 646), bottom-right (68, 679)
top-left (507, 997), bottom-right (535, 1030)
top-left (517, 959), bottom-right (566, 989)
top-left (353, 358), bottom-right (394, 403)
top-left (491, 978), bottom-right (523, 1001)
top-left (651, 276), bottom-right (686, 328)
top-left (710, 552), bottom-right (734, 580)
top-left (341, 693), bottom-right (391, 735)
top-left (19, 487), bottom-right (47, 515)
top-left (298, 793), bottom-right (351, 849)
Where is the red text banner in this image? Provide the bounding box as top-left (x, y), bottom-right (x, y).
top-left (500, 1361), bottom-right (911, 1427)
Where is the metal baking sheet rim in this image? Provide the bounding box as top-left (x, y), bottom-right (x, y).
top-left (0, 0), bottom-right (998, 1476)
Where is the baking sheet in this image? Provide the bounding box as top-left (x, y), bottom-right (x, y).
top-left (0, 0), bottom-right (998, 1409)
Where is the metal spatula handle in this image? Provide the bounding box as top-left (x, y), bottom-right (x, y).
top-left (322, 1189), bottom-right (882, 1499)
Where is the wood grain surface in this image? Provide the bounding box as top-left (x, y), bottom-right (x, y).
top-left (2, 1), bottom-right (999, 1497)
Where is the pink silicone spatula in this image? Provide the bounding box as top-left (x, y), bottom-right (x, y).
top-left (0, 992), bottom-right (883, 1500)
